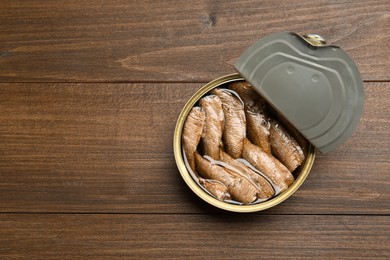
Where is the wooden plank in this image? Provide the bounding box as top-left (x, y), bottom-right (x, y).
top-left (0, 214), bottom-right (388, 259)
top-left (0, 82), bottom-right (388, 214)
top-left (0, 0), bottom-right (388, 82)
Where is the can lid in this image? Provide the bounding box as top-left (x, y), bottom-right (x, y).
top-left (235, 32), bottom-right (364, 153)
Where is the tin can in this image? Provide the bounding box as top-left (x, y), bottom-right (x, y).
top-left (173, 32), bottom-right (363, 212)
top-left (173, 73), bottom-right (315, 212)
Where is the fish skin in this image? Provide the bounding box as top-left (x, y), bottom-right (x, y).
top-left (219, 151), bottom-right (274, 199)
top-left (228, 82), bottom-right (263, 106)
top-left (182, 107), bottom-right (205, 174)
top-left (246, 106), bottom-right (271, 154)
top-left (242, 139), bottom-right (294, 192)
top-left (269, 119), bottom-right (305, 172)
top-left (268, 107), bottom-right (309, 157)
top-left (229, 82), bottom-right (271, 153)
top-left (195, 153), bottom-right (258, 204)
top-left (199, 95), bottom-right (224, 160)
top-left (211, 88), bottom-right (246, 158)
top-left (199, 178), bottom-right (231, 201)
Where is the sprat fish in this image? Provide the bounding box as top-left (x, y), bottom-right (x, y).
top-left (211, 88), bottom-right (246, 158)
top-left (182, 106), bottom-right (205, 174)
top-left (229, 82), bottom-right (271, 154)
top-left (242, 139), bottom-right (294, 192)
top-left (199, 95), bottom-right (224, 160)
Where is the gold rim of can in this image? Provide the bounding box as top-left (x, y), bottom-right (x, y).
top-left (173, 73), bottom-right (316, 213)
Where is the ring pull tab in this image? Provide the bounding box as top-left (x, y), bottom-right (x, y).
top-left (302, 34), bottom-right (327, 47)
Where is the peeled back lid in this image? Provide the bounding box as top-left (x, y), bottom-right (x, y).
top-left (235, 32), bottom-right (364, 153)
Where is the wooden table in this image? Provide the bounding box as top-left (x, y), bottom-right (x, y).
top-left (1, 1), bottom-right (389, 258)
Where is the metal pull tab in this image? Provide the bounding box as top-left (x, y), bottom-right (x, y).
top-left (302, 34), bottom-right (327, 47)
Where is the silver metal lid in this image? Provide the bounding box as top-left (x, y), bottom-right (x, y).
top-left (235, 32), bottom-right (364, 153)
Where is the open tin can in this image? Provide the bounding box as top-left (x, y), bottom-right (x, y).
top-left (173, 32), bottom-right (364, 212)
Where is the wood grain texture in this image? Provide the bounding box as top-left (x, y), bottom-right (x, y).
top-left (0, 214), bottom-right (389, 259)
top-left (1, 1), bottom-right (389, 257)
top-left (0, 0), bottom-right (389, 82)
top-left (0, 82), bottom-right (388, 214)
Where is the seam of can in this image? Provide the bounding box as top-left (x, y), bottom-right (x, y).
top-left (173, 73), bottom-right (316, 212)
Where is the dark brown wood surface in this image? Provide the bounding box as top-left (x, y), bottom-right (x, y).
top-left (0, 82), bottom-right (389, 215)
top-left (0, 0), bottom-right (389, 258)
top-left (0, 0), bottom-right (389, 82)
top-left (1, 214), bottom-right (389, 259)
